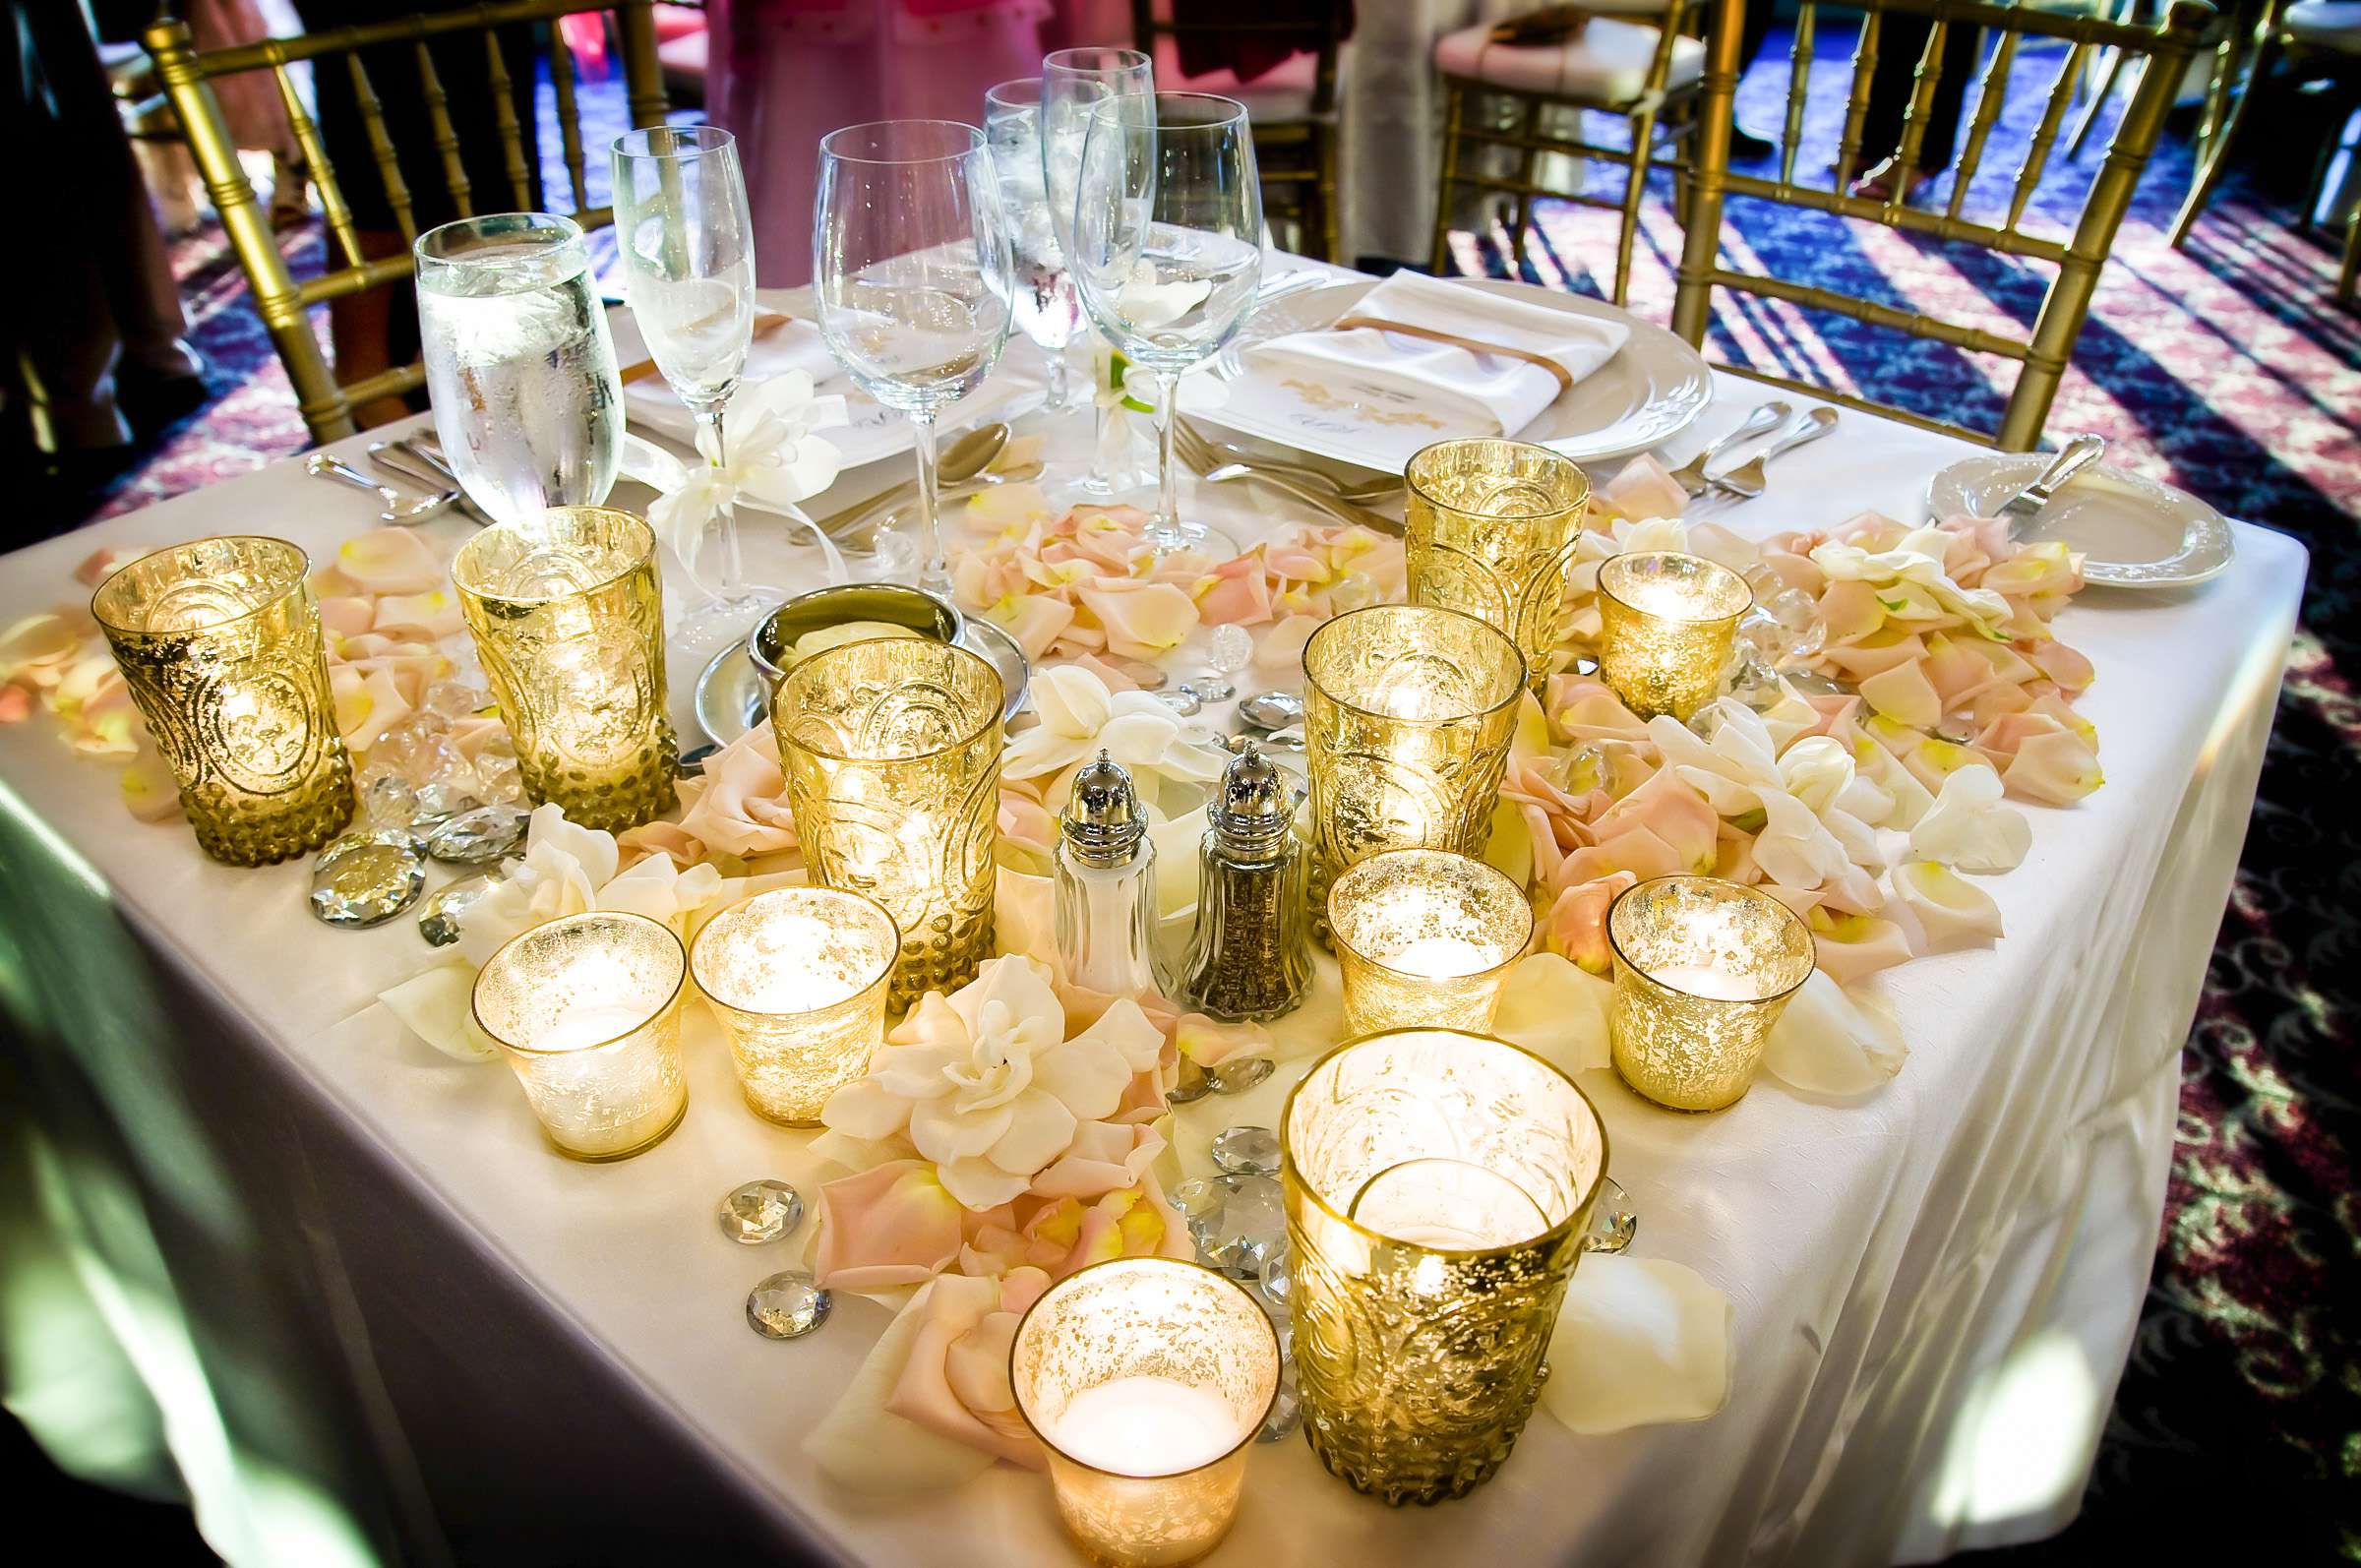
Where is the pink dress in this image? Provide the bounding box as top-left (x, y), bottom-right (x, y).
top-left (708, 0), bottom-right (1054, 286)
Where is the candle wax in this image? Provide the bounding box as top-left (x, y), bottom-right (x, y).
top-left (535, 1000), bottom-right (659, 1052)
top-left (1048, 1376), bottom-right (1240, 1476)
top-left (1379, 934), bottom-right (1497, 979)
top-left (1644, 962), bottom-right (1757, 1001)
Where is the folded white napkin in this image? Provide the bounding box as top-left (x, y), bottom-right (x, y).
top-left (1246, 271), bottom-right (1630, 440)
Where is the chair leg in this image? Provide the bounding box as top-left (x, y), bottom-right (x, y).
top-left (2338, 206), bottom-right (2359, 306)
top-left (1613, 109), bottom-right (1657, 307)
top-left (2169, 30), bottom-right (2275, 248)
top-left (1317, 124), bottom-right (1341, 265)
top-left (1430, 81), bottom-right (1469, 274)
top-left (2067, 46), bottom-right (2132, 156)
top-left (1512, 94), bottom-right (1542, 276)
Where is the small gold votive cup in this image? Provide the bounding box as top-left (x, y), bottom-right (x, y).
top-left (453, 506), bottom-right (677, 832)
top-left (1302, 604), bottom-right (1525, 936)
top-left (1328, 848), bottom-right (1533, 1036)
top-left (1011, 1257), bottom-right (1281, 1568)
top-left (1595, 550), bottom-right (1752, 720)
top-left (1605, 874), bottom-right (1815, 1112)
top-left (773, 637), bottom-right (1004, 1010)
top-left (690, 886), bottom-right (899, 1126)
top-left (1283, 1028), bottom-right (1608, 1504)
top-left (1404, 437), bottom-right (1591, 687)
top-left (91, 536), bottom-right (354, 865)
top-left (471, 911), bottom-right (690, 1161)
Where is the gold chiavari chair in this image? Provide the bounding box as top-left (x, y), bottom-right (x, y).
top-left (1427, 2), bottom-right (1707, 306)
top-left (1669, 0), bottom-right (2212, 451)
top-left (1130, 0), bottom-right (1349, 263)
top-left (142, 1), bottom-right (669, 445)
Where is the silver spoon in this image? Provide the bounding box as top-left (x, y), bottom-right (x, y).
top-left (369, 443), bottom-right (489, 524)
top-left (1666, 400), bottom-right (1788, 499)
top-left (813, 422), bottom-right (1013, 537)
top-left (305, 452), bottom-right (457, 524)
top-left (1238, 691), bottom-right (1305, 731)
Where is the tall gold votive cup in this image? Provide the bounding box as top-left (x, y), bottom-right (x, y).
top-left (1595, 550), bottom-right (1752, 720)
top-left (471, 911), bottom-right (690, 1161)
top-left (773, 637), bottom-right (1003, 1010)
top-left (453, 506), bottom-right (677, 832)
top-left (691, 886), bottom-right (899, 1126)
top-left (1010, 1257), bottom-right (1281, 1568)
top-left (1302, 604), bottom-right (1525, 937)
top-left (1328, 848), bottom-right (1533, 1037)
top-left (91, 536), bottom-right (354, 865)
top-left (1404, 437), bottom-right (1590, 688)
top-left (1605, 874), bottom-right (1816, 1112)
top-left (1283, 1028), bottom-right (1608, 1504)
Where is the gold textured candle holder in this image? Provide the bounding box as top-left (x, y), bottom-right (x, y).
top-left (91, 536), bottom-right (354, 865)
top-left (1328, 849), bottom-right (1533, 1036)
top-left (453, 506), bottom-right (678, 832)
top-left (1404, 438), bottom-right (1590, 688)
top-left (1605, 875), bottom-right (1815, 1112)
top-left (1595, 550), bottom-right (1752, 721)
top-left (1010, 1257), bottom-right (1281, 1568)
top-left (1302, 604), bottom-right (1525, 940)
top-left (773, 638), bottom-right (1003, 1009)
top-left (471, 911), bottom-right (690, 1161)
top-left (691, 886), bottom-right (899, 1126)
top-left (1283, 1028), bottom-right (1608, 1504)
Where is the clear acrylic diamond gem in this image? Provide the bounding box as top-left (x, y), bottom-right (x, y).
top-left (309, 831), bottom-right (426, 928)
top-left (720, 1179), bottom-right (806, 1244)
top-left (1187, 1172), bottom-right (1285, 1279)
top-left (418, 870), bottom-right (504, 946)
top-left (1207, 1055), bottom-right (1274, 1094)
top-left (1258, 1369), bottom-right (1302, 1442)
top-left (1211, 1124), bottom-right (1280, 1176)
top-left (747, 1271), bottom-right (831, 1339)
top-left (425, 803), bottom-right (529, 865)
top-left (1170, 1055), bottom-right (1214, 1105)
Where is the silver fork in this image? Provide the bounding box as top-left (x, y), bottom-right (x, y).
top-left (1666, 400), bottom-right (1788, 498)
top-left (1996, 432), bottom-right (2105, 536)
top-left (1709, 407), bottom-right (1840, 499)
top-left (370, 441), bottom-right (489, 523)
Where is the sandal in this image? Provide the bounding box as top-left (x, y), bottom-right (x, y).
top-left (1848, 156), bottom-right (1930, 206)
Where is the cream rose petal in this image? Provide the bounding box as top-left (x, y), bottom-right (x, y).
top-left (1894, 860), bottom-right (2005, 950)
top-left (1908, 762), bottom-right (2029, 873)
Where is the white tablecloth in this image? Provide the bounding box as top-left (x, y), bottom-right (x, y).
top-left (0, 281), bottom-right (2306, 1566)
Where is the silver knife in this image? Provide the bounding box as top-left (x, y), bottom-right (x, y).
top-left (1997, 433), bottom-right (2105, 535)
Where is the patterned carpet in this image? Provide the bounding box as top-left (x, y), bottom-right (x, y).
top-left (44, 27), bottom-right (2361, 1564)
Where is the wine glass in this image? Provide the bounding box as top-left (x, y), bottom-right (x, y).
top-left (813, 120), bottom-right (1013, 594)
top-left (611, 124), bottom-right (767, 646)
top-left (984, 78), bottom-right (1084, 413)
top-left (1069, 91), bottom-right (1264, 555)
top-left (416, 211), bottom-right (623, 527)
top-left (1040, 46), bottom-right (1154, 495)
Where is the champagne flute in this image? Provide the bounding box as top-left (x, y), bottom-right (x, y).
top-left (813, 120), bottom-right (1013, 594)
top-left (416, 212), bottom-right (623, 527)
top-left (1041, 46), bottom-right (1154, 495)
top-left (1069, 91), bottom-right (1264, 555)
top-left (612, 124), bottom-right (767, 645)
top-left (984, 78), bottom-right (1084, 413)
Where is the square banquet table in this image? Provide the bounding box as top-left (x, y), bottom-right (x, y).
top-left (0, 268), bottom-right (2306, 1567)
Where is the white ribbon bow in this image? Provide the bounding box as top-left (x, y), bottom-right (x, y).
top-left (619, 371), bottom-right (851, 588)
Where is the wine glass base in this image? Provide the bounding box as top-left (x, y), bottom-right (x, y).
top-left (1147, 521), bottom-right (1234, 561)
top-left (672, 589), bottom-right (788, 657)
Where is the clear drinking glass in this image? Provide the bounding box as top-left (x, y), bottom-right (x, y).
top-left (984, 78), bottom-right (1084, 413)
top-left (416, 212), bottom-right (623, 527)
top-left (1041, 46), bottom-right (1155, 496)
top-left (612, 125), bottom-right (770, 645)
top-left (1070, 91), bottom-right (1264, 554)
top-left (813, 120), bottom-right (1013, 594)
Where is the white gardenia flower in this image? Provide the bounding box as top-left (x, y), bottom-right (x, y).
top-left (1003, 663), bottom-right (1229, 800)
top-left (456, 803), bottom-right (721, 966)
top-left (618, 371), bottom-right (848, 569)
top-left (1647, 702), bottom-right (1885, 907)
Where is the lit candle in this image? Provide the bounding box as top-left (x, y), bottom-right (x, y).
top-left (1012, 1259), bottom-right (1280, 1568)
top-left (1282, 1028), bottom-right (1610, 1504)
top-left (1595, 550), bottom-right (1753, 721)
top-left (1604, 875), bottom-right (1816, 1112)
top-left (692, 887), bottom-right (900, 1126)
top-left (471, 911), bottom-right (690, 1161)
top-left (1328, 849), bottom-right (1533, 1037)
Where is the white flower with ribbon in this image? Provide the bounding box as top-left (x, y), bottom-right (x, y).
top-left (619, 371), bottom-right (851, 583)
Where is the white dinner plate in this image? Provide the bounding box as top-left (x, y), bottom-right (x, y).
top-left (692, 619), bottom-right (1030, 751)
top-left (1194, 276), bottom-right (1713, 471)
top-left (1926, 456), bottom-right (2235, 589)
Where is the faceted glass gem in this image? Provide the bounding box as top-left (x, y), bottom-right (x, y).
top-left (747, 1271), bottom-right (832, 1339)
top-left (720, 1179), bottom-right (807, 1245)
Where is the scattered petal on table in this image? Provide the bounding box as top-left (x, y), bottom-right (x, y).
top-left (1762, 971), bottom-right (1907, 1097)
top-left (1541, 1254), bottom-right (1731, 1435)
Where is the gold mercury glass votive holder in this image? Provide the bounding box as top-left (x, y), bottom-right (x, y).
top-left (1302, 603), bottom-right (1526, 941)
top-left (1595, 550), bottom-right (1753, 721)
top-left (1605, 874), bottom-right (1816, 1113)
top-left (1404, 437), bottom-right (1591, 689)
top-left (91, 536), bottom-right (354, 865)
top-left (1011, 1257), bottom-right (1282, 1568)
top-left (773, 637), bottom-right (1004, 1010)
top-left (691, 885), bottom-right (900, 1125)
top-left (453, 505), bottom-right (678, 832)
top-left (1328, 848), bottom-right (1534, 1036)
top-left (471, 911), bottom-right (690, 1161)
top-left (1283, 1027), bottom-right (1608, 1504)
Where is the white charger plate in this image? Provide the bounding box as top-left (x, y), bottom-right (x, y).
top-left (1195, 276), bottom-right (1713, 471)
top-left (1926, 455), bottom-right (2235, 589)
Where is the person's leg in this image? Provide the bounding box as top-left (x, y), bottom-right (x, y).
top-left (1729, 0), bottom-right (1785, 160)
top-left (1849, 11), bottom-right (1978, 202)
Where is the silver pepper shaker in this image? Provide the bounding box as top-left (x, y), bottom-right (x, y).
top-left (1168, 744), bottom-right (1311, 1022)
top-left (1054, 751), bottom-right (1161, 997)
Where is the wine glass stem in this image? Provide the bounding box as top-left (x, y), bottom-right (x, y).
top-left (695, 402), bottom-right (743, 602)
top-left (1046, 344), bottom-right (1071, 412)
top-left (1152, 369), bottom-right (1180, 537)
top-left (912, 409), bottom-right (947, 591)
